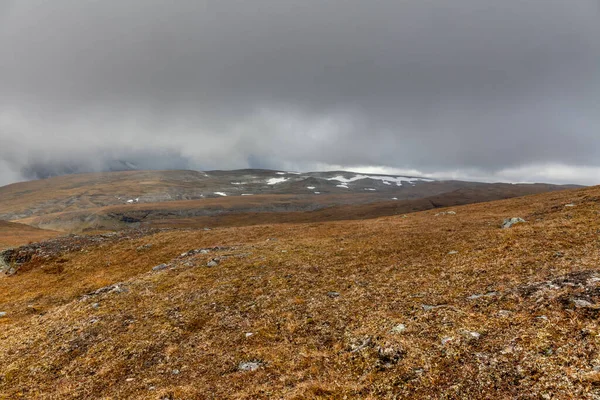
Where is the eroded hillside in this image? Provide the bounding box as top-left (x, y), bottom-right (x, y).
top-left (0, 185), bottom-right (599, 398)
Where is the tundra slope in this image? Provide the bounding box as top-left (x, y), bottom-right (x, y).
top-left (0, 169), bottom-right (577, 233)
top-left (1, 185), bottom-right (600, 398)
top-left (0, 169), bottom-right (576, 221)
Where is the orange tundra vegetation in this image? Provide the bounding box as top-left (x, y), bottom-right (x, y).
top-left (1, 185), bottom-right (600, 398)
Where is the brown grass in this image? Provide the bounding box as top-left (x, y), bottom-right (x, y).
top-left (0, 186), bottom-right (599, 398)
top-left (0, 221), bottom-right (59, 250)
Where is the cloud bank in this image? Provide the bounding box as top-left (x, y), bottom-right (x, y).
top-left (1, 0), bottom-right (599, 185)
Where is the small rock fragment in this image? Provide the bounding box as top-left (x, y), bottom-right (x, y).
top-left (502, 217), bottom-right (526, 229)
top-left (573, 299), bottom-right (594, 308)
top-left (238, 361), bottom-right (262, 372)
top-left (461, 330), bottom-right (481, 340)
top-left (91, 303), bottom-right (99, 309)
top-left (327, 291), bottom-right (340, 298)
top-left (0, 312), bottom-right (7, 318)
top-left (441, 337), bottom-right (453, 345)
top-left (245, 332), bottom-right (254, 338)
top-left (207, 258), bottom-right (220, 267)
top-left (565, 204), bottom-right (575, 207)
top-left (391, 324), bottom-right (406, 334)
top-left (448, 250), bottom-right (459, 255)
top-left (171, 369), bottom-right (180, 375)
top-left (152, 263), bottom-right (169, 271)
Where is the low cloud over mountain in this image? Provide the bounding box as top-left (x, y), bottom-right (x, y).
top-left (1, 1), bottom-right (599, 185)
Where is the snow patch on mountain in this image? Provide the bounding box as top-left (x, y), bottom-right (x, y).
top-left (327, 175), bottom-right (433, 185)
top-left (214, 192), bottom-right (228, 196)
top-left (267, 177), bottom-right (289, 185)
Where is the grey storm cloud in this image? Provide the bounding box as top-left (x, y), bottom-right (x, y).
top-left (0, 0), bottom-right (599, 185)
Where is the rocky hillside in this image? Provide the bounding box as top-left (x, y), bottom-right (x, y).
top-left (0, 185), bottom-right (599, 398)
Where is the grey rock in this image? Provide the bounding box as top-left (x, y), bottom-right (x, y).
top-left (238, 361), bottom-right (262, 372)
top-left (171, 369), bottom-right (180, 375)
top-left (391, 324), bottom-right (406, 334)
top-left (574, 299), bottom-right (594, 308)
top-left (441, 337), bottom-right (453, 345)
top-left (207, 258), bottom-right (220, 267)
top-left (0, 312), bottom-right (7, 318)
top-left (327, 291), bottom-right (340, 298)
top-left (91, 303), bottom-right (100, 309)
top-left (152, 263), bottom-right (169, 271)
top-left (502, 217), bottom-right (526, 229)
top-left (467, 292), bottom-right (497, 300)
top-left (461, 330), bottom-right (481, 340)
top-left (448, 250), bottom-right (459, 255)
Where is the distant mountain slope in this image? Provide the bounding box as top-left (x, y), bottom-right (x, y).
top-left (0, 221), bottom-right (60, 249)
top-left (0, 169), bottom-right (578, 223)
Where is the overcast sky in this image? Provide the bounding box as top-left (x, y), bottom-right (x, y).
top-left (1, 0), bottom-right (599, 186)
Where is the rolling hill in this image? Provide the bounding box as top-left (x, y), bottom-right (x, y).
top-left (0, 169), bottom-right (578, 232)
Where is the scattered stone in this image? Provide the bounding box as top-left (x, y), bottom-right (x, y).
top-left (498, 310), bottom-right (512, 318)
top-left (350, 337), bottom-right (373, 353)
top-left (435, 211), bottom-right (456, 217)
top-left (245, 332), bottom-right (254, 338)
top-left (136, 244), bottom-right (152, 251)
top-left (125, 378), bottom-right (135, 382)
top-left (502, 217), bottom-right (526, 229)
top-left (238, 361), bottom-right (262, 372)
top-left (327, 291), bottom-right (340, 298)
top-left (573, 299), bottom-right (594, 308)
top-left (441, 337), bottom-right (453, 345)
top-left (171, 369), bottom-right (180, 375)
top-left (448, 250), bottom-right (459, 255)
top-left (91, 303), bottom-right (99, 309)
top-left (207, 258), bottom-right (220, 267)
top-left (152, 263), bottom-right (169, 271)
top-left (461, 330), bottom-right (481, 340)
top-left (88, 283), bottom-right (127, 296)
top-left (565, 204), bottom-right (575, 207)
top-left (148, 386), bottom-right (156, 391)
top-left (536, 315), bottom-right (549, 321)
top-left (421, 304), bottom-right (436, 311)
top-left (467, 292), bottom-right (497, 300)
top-left (377, 346), bottom-right (405, 368)
top-left (0, 312), bottom-right (7, 318)
top-left (391, 324), bottom-right (406, 334)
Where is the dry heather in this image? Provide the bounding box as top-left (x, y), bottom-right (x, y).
top-left (0, 186), bottom-right (600, 399)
